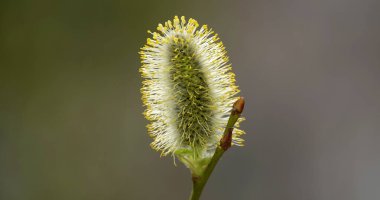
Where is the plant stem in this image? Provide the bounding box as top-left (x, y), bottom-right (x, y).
top-left (189, 97), bottom-right (245, 200)
top-left (189, 146), bottom-right (224, 200)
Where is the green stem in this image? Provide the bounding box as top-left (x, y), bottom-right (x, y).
top-left (188, 97), bottom-right (245, 200)
top-left (189, 146), bottom-right (224, 200)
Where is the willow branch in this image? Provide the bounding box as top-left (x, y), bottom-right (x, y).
top-left (189, 97), bottom-right (245, 200)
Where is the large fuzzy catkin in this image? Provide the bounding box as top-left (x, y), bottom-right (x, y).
top-left (140, 16), bottom-right (244, 157)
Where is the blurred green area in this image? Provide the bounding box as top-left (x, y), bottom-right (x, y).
top-left (1, 0), bottom-right (380, 200)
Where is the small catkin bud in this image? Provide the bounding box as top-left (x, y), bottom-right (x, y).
top-left (139, 16), bottom-right (245, 158)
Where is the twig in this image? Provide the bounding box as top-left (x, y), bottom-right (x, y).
top-left (189, 97), bottom-right (245, 200)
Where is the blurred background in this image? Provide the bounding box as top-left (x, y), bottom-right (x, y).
top-left (1, 0), bottom-right (379, 199)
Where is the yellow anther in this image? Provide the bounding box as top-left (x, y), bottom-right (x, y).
top-left (181, 16), bottom-right (186, 25)
top-left (174, 16), bottom-right (180, 27)
top-left (167, 20), bottom-right (173, 28)
top-left (173, 37), bottom-right (179, 43)
top-left (152, 32), bottom-right (159, 39)
top-left (157, 23), bottom-right (164, 32)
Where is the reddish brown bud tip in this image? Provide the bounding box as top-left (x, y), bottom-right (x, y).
top-left (233, 97), bottom-right (245, 115)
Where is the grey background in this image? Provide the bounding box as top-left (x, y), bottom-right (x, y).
top-left (1, 0), bottom-right (379, 199)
